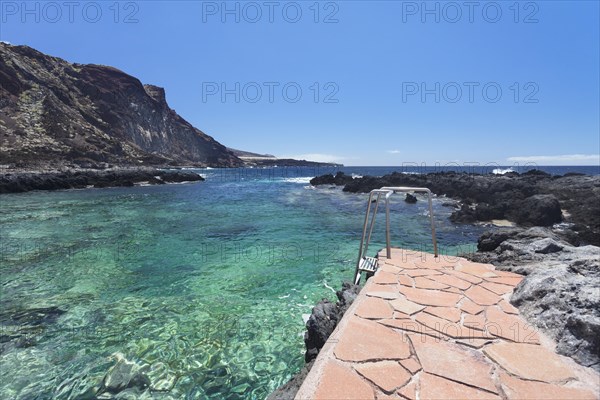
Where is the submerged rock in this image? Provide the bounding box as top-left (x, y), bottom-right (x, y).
top-left (99, 356), bottom-right (151, 395)
top-left (270, 282), bottom-right (360, 399)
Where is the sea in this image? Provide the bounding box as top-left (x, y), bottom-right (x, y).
top-left (0, 165), bottom-right (597, 399)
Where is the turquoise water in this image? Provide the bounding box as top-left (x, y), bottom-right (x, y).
top-left (0, 169), bottom-right (484, 399)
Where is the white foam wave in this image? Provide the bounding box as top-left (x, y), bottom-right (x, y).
top-left (282, 177), bottom-right (313, 184)
top-left (351, 174), bottom-right (363, 179)
top-left (493, 168), bottom-right (515, 175)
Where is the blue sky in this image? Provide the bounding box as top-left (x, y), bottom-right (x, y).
top-left (1, 0), bottom-right (598, 166)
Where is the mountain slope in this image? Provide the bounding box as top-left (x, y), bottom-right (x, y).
top-left (0, 43), bottom-right (242, 168)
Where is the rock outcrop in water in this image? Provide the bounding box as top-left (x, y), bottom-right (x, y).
top-left (0, 43), bottom-right (242, 169)
top-left (310, 170), bottom-right (600, 246)
top-left (467, 227), bottom-right (600, 371)
top-left (0, 168), bottom-right (204, 193)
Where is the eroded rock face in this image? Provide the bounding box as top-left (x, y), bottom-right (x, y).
top-left (304, 282), bottom-right (361, 363)
top-left (0, 43), bottom-right (242, 168)
top-left (468, 227), bottom-right (600, 371)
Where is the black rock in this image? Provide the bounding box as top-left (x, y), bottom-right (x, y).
top-left (477, 229), bottom-right (522, 252)
top-left (310, 172), bottom-right (353, 186)
top-left (405, 193), bottom-right (417, 203)
top-left (509, 194), bottom-right (562, 227)
top-left (0, 169), bottom-right (204, 194)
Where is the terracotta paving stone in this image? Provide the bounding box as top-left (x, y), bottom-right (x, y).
top-left (415, 312), bottom-right (492, 339)
top-left (393, 311), bottom-right (411, 320)
top-left (376, 393), bottom-right (402, 400)
top-left (389, 298), bottom-right (426, 315)
top-left (424, 306), bottom-right (461, 323)
top-left (335, 318), bottom-right (411, 362)
top-left (419, 373), bottom-right (501, 400)
top-left (354, 361), bottom-right (412, 392)
top-left (355, 296), bottom-right (394, 319)
top-left (493, 269), bottom-right (524, 279)
top-left (456, 261), bottom-right (499, 278)
top-left (484, 342), bottom-right (577, 383)
top-left (397, 274), bottom-right (414, 287)
top-left (443, 286), bottom-right (462, 294)
top-left (412, 258), bottom-right (449, 270)
top-left (414, 276), bottom-right (449, 290)
top-left (372, 271), bottom-right (400, 285)
top-left (397, 379), bottom-right (416, 400)
top-left (498, 299), bottom-right (519, 315)
top-left (405, 269), bottom-right (442, 277)
top-left (463, 312), bottom-right (487, 331)
top-left (367, 283), bottom-right (399, 293)
top-left (312, 360), bottom-right (375, 400)
top-left (366, 291), bottom-right (400, 300)
top-left (485, 275), bottom-right (523, 286)
top-left (429, 273), bottom-right (472, 290)
top-left (398, 286), bottom-right (462, 307)
top-left (378, 318), bottom-right (445, 339)
top-left (499, 372), bottom-right (597, 400)
top-left (456, 338), bottom-right (493, 349)
top-left (460, 298), bottom-right (485, 314)
top-left (485, 306), bottom-right (540, 344)
top-left (409, 335), bottom-right (498, 393)
top-left (297, 248), bottom-right (600, 400)
top-left (444, 268), bottom-right (483, 284)
top-left (399, 357), bottom-right (421, 374)
top-left (464, 285), bottom-right (501, 306)
top-left (481, 281), bottom-right (515, 295)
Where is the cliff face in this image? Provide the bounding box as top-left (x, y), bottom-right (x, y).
top-left (0, 43), bottom-right (242, 168)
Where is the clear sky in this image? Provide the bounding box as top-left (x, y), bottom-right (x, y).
top-left (1, 0), bottom-right (599, 166)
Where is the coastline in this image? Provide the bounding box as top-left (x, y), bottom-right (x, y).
top-left (0, 167), bottom-right (205, 194)
top-left (269, 170), bottom-right (600, 399)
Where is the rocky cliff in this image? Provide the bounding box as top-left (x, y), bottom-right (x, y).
top-left (0, 43), bottom-right (242, 168)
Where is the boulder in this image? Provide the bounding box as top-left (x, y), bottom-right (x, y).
top-left (509, 194), bottom-right (562, 226)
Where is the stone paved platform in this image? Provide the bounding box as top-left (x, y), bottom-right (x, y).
top-left (296, 248), bottom-right (600, 400)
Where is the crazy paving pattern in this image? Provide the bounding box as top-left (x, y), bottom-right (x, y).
top-left (295, 248), bottom-right (600, 400)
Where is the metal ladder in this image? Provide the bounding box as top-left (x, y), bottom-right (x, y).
top-left (354, 187), bottom-right (438, 285)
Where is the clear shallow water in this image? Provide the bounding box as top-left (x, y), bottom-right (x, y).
top-left (0, 169), bottom-right (486, 399)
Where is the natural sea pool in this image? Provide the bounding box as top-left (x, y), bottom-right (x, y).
top-left (0, 168), bottom-right (487, 399)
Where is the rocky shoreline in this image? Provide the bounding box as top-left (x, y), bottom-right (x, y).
top-left (0, 168), bottom-right (205, 194)
top-left (311, 170), bottom-right (600, 246)
top-left (269, 170), bottom-right (600, 398)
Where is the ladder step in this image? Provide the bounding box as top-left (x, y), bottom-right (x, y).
top-left (358, 256), bottom-right (378, 273)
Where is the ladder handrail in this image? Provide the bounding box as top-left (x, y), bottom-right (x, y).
top-left (356, 190), bottom-right (392, 269)
top-left (354, 186), bottom-right (438, 284)
top-left (380, 187), bottom-right (438, 258)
